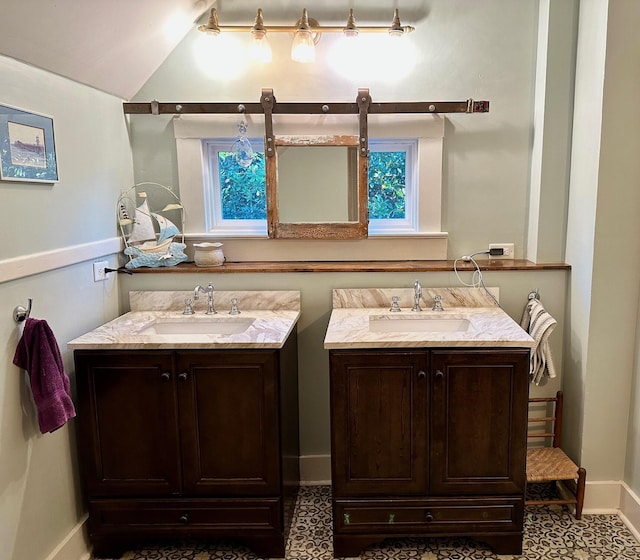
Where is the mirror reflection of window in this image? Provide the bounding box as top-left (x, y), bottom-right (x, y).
top-left (277, 146), bottom-right (357, 223)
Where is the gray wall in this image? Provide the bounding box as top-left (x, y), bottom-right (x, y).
top-left (0, 56), bottom-right (132, 560)
top-left (563, 0), bottom-right (640, 492)
top-left (131, 0), bottom-right (539, 260)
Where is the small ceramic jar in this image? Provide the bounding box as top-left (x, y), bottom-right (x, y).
top-left (193, 242), bottom-right (225, 267)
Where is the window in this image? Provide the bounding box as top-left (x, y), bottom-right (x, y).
top-left (175, 114), bottom-right (444, 244)
top-left (368, 139), bottom-right (418, 235)
top-left (202, 138), bottom-right (418, 236)
top-left (202, 139), bottom-right (267, 236)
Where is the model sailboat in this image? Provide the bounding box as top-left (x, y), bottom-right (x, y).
top-left (117, 184), bottom-right (188, 269)
top-left (119, 193), bottom-right (181, 253)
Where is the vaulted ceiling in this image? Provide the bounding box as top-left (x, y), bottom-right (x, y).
top-left (0, 1), bottom-right (425, 100)
top-left (0, 0), bottom-right (210, 99)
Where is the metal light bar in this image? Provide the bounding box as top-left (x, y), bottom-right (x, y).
top-left (198, 8), bottom-right (415, 36)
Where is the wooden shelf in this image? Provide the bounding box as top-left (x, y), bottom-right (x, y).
top-left (126, 260), bottom-right (570, 274)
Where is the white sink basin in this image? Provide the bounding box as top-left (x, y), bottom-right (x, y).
top-left (369, 315), bottom-right (472, 333)
top-left (137, 317), bottom-right (254, 336)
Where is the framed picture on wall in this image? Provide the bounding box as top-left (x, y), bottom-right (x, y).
top-left (0, 103), bottom-right (59, 183)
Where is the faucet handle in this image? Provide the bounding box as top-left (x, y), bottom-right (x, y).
top-left (183, 299), bottom-right (194, 315)
top-left (432, 295), bottom-right (444, 312)
top-left (390, 296), bottom-right (401, 312)
top-left (229, 298), bottom-right (240, 315)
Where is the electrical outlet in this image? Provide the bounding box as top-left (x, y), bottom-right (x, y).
top-left (93, 260), bottom-right (108, 282)
top-left (488, 243), bottom-right (515, 259)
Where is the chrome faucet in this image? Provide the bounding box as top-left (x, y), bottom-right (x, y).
top-left (412, 280), bottom-right (422, 312)
top-left (193, 282), bottom-right (216, 314)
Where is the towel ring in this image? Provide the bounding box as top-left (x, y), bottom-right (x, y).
top-left (13, 298), bottom-right (32, 323)
top-left (528, 289), bottom-right (540, 301)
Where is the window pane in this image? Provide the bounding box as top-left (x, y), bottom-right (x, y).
top-left (368, 151), bottom-right (406, 219)
top-left (217, 151), bottom-right (266, 220)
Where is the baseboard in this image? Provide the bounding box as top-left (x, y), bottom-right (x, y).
top-left (582, 480), bottom-right (621, 513)
top-left (299, 454), bottom-right (331, 485)
top-left (620, 482), bottom-right (640, 541)
top-left (0, 237), bottom-right (121, 283)
top-left (45, 515), bottom-right (90, 560)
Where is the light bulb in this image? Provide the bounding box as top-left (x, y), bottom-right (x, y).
top-left (249, 8), bottom-right (272, 63)
top-left (249, 29), bottom-right (272, 62)
top-left (291, 30), bottom-right (315, 62)
top-left (291, 8), bottom-right (316, 63)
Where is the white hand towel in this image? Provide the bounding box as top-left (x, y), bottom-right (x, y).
top-left (520, 299), bottom-right (557, 385)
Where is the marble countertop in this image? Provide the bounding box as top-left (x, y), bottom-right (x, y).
top-left (324, 288), bottom-right (535, 350)
top-left (68, 290), bottom-right (300, 350)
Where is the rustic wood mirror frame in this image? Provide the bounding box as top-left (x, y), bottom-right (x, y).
top-left (261, 88), bottom-right (372, 240)
top-left (265, 135), bottom-right (369, 239)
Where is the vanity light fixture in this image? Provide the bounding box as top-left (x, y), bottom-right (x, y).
top-left (249, 8), bottom-right (272, 63)
top-left (291, 9), bottom-right (316, 63)
top-left (197, 7), bottom-right (415, 63)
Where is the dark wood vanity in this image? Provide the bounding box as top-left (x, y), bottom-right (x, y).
top-left (74, 331), bottom-right (299, 558)
top-left (329, 347), bottom-right (530, 556)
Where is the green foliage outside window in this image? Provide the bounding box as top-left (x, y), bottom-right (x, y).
top-left (368, 151), bottom-right (406, 219)
top-left (218, 151), bottom-right (267, 219)
top-left (217, 150), bottom-right (406, 221)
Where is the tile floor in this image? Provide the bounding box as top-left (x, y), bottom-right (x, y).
top-left (115, 486), bottom-right (640, 560)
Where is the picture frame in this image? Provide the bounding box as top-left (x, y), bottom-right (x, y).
top-left (0, 103), bottom-right (58, 183)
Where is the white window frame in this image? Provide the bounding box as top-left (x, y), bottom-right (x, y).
top-left (202, 138), bottom-right (267, 236)
top-left (368, 138), bottom-right (419, 235)
top-left (175, 114), bottom-right (444, 240)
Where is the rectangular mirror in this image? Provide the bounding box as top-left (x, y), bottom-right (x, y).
top-left (266, 135), bottom-right (369, 239)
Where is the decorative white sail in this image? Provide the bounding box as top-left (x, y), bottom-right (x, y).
top-left (153, 213), bottom-right (180, 244)
top-left (126, 199), bottom-right (156, 244)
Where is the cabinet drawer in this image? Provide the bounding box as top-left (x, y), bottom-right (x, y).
top-left (334, 497), bottom-right (522, 534)
top-left (89, 497), bottom-right (282, 534)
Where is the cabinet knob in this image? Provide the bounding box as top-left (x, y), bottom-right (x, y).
top-left (160, 372), bottom-right (171, 382)
top-left (435, 370), bottom-right (444, 379)
top-left (179, 513), bottom-right (189, 524)
top-left (178, 372), bottom-right (188, 381)
top-left (388, 513), bottom-right (395, 524)
top-left (417, 370), bottom-right (426, 379)
top-left (425, 511), bottom-right (434, 522)
top-left (343, 513), bottom-right (350, 525)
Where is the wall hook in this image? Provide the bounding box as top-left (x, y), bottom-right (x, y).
top-left (14, 298), bottom-right (32, 323)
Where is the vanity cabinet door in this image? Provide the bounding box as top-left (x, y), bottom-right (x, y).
top-left (330, 350), bottom-right (429, 496)
top-left (429, 350), bottom-right (529, 496)
top-left (75, 351), bottom-right (182, 497)
top-left (176, 350), bottom-right (281, 496)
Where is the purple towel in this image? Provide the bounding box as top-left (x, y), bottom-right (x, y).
top-left (13, 317), bottom-right (76, 433)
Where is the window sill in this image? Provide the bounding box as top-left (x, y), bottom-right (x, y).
top-left (126, 259), bottom-right (570, 274)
